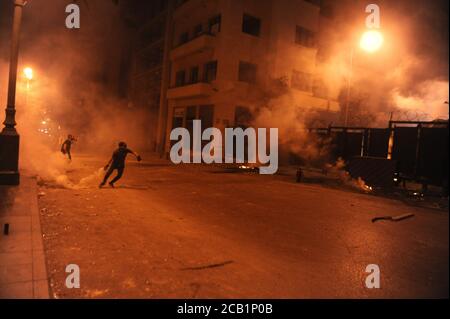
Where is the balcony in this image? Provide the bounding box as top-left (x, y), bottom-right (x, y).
top-left (167, 82), bottom-right (214, 100)
top-left (170, 33), bottom-right (216, 61)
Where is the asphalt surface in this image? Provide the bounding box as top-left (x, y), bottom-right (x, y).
top-left (37, 153), bottom-right (449, 298)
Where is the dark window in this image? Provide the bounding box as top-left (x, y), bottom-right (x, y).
top-left (186, 106), bottom-right (197, 148)
top-left (238, 61), bottom-right (257, 83)
top-left (234, 106), bottom-right (253, 128)
top-left (292, 70), bottom-right (312, 91)
top-left (204, 61), bottom-right (217, 83)
top-left (199, 105), bottom-right (214, 129)
top-left (179, 32), bottom-right (189, 45)
top-left (175, 70), bottom-right (186, 87)
top-left (194, 24), bottom-right (203, 37)
top-left (304, 0), bottom-right (321, 6)
top-left (190, 66), bottom-right (199, 84)
top-left (242, 14), bottom-right (261, 37)
top-left (209, 15), bottom-right (221, 34)
top-left (295, 26), bottom-right (316, 47)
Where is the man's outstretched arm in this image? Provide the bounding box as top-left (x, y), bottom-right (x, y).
top-left (128, 149), bottom-right (142, 161)
top-left (104, 157), bottom-right (113, 170)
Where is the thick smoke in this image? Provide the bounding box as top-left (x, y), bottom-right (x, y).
top-left (252, 0), bottom-right (448, 166)
top-left (0, 0), bottom-right (148, 188)
top-left (324, 0), bottom-right (449, 123)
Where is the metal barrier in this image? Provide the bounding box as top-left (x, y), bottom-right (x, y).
top-left (306, 121), bottom-right (449, 187)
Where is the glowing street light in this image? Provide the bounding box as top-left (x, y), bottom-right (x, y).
top-left (359, 30), bottom-right (384, 53)
top-left (344, 30), bottom-right (384, 127)
top-left (23, 67), bottom-right (33, 80)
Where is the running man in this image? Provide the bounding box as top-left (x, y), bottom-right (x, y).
top-left (99, 142), bottom-right (142, 188)
top-left (61, 134), bottom-right (76, 160)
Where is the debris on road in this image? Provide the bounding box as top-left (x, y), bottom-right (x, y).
top-left (372, 213), bottom-right (415, 223)
top-left (181, 260), bottom-right (234, 271)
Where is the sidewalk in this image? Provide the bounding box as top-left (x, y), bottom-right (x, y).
top-left (0, 175), bottom-right (49, 298)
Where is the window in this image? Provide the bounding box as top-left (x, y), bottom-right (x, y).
top-left (209, 15), bottom-right (221, 34)
top-left (238, 61), bottom-right (257, 83)
top-left (291, 70), bottom-right (312, 91)
top-left (304, 0), bottom-right (321, 6)
top-left (194, 24), bottom-right (203, 37)
top-left (204, 61), bottom-right (217, 83)
top-left (179, 32), bottom-right (189, 45)
top-left (234, 106), bottom-right (253, 128)
top-left (295, 26), bottom-right (316, 48)
top-left (242, 14), bottom-right (261, 37)
top-left (199, 105), bottom-right (214, 129)
top-left (175, 70), bottom-right (186, 87)
top-left (190, 66), bottom-right (199, 84)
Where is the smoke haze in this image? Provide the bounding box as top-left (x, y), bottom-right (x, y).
top-left (0, 0), bottom-right (448, 182)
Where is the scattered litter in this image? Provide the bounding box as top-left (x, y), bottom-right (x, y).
top-left (372, 213), bottom-right (415, 223)
top-left (180, 260), bottom-right (234, 271)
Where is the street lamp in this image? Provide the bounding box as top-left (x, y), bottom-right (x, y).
top-left (0, 0), bottom-right (28, 185)
top-left (24, 67), bottom-right (33, 85)
top-left (359, 30), bottom-right (384, 53)
top-left (23, 67), bottom-right (33, 111)
top-left (344, 30), bottom-right (384, 127)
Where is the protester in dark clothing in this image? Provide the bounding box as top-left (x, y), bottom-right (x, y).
top-left (99, 142), bottom-right (142, 188)
top-left (61, 134), bottom-right (76, 160)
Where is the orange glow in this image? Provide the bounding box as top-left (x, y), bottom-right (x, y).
top-left (23, 67), bottom-right (33, 80)
top-left (359, 30), bottom-right (384, 53)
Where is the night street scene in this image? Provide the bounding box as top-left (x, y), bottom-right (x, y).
top-left (0, 0), bottom-right (448, 305)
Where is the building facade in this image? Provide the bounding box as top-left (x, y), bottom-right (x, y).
top-left (117, 0), bottom-right (340, 154)
top-left (163, 0), bottom-right (340, 153)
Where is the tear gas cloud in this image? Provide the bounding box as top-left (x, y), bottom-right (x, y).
top-left (0, 0), bottom-right (148, 187)
top-left (0, 0), bottom-right (448, 183)
top-left (251, 0), bottom-right (448, 163)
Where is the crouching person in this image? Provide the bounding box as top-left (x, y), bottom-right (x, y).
top-left (99, 142), bottom-right (142, 188)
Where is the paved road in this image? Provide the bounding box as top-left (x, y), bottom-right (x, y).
top-left (37, 153), bottom-right (449, 298)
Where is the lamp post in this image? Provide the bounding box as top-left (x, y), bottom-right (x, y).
top-left (344, 30), bottom-right (384, 127)
top-left (0, 0), bottom-right (28, 185)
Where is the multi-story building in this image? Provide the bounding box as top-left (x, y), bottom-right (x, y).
top-left (162, 0), bottom-right (340, 154)
top-left (119, 0), bottom-right (170, 151)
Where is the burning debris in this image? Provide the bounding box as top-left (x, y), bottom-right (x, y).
top-left (324, 158), bottom-right (373, 192)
